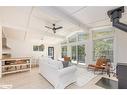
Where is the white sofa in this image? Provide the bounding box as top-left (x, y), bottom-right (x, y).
top-left (39, 57), bottom-right (77, 89)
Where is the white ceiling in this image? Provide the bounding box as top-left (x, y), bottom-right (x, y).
top-left (0, 6), bottom-right (127, 44)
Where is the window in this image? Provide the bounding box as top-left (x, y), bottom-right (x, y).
top-left (77, 44), bottom-right (85, 63)
top-left (71, 46), bottom-right (76, 61)
top-left (33, 44), bottom-right (44, 51)
top-left (48, 47), bottom-right (54, 59)
top-left (93, 37), bottom-right (113, 62)
top-left (61, 46), bottom-right (67, 58)
top-left (71, 45), bottom-right (85, 63)
top-left (33, 45), bottom-right (38, 51)
top-left (61, 32), bottom-right (87, 63)
top-left (68, 35), bottom-right (76, 43)
top-left (93, 29), bottom-right (114, 40)
top-left (78, 33), bottom-right (89, 41)
top-left (61, 40), bottom-right (67, 45)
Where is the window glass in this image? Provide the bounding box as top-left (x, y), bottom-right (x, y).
top-left (93, 37), bottom-right (113, 62)
top-left (93, 29), bottom-right (114, 40)
top-left (33, 45), bottom-right (38, 51)
top-left (68, 35), bottom-right (76, 43)
top-left (61, 46), bottom-right (67, 58)
top-left (33, 44), bottom-right (44, 51)
top-left (48, 47), bottom-right (54, 59)
top-left (71, 46), bottom-right (76, 61)
top-left (77, 44), bottom-right (85, 63)
top-left (61, 40), bottom-right (67, 45)
top-left (78, 33), bottom-right (89, 41)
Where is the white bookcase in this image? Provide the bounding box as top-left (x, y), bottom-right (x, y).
top-left (0, 57), bottom-right (31, 78)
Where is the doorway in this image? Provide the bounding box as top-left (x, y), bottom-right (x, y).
top-left (48, 47), bottom-right (54, 59)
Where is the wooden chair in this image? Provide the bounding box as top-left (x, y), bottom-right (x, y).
top-left (63, 56), bottom-right (71, 67)
top-left (64, 56), bottom-right (71, 62)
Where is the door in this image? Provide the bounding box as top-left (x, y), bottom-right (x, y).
top-left (48, 47), bottom-right (54, 59)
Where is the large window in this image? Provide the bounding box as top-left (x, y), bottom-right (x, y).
top-left (61, 32), bottom-right (87, 63)
top-left (61, 46), bottom-right (67, 58)
top-left (93, 37), bottom-right (114, 62)
top-left (61, 28), bottom-right (114, 64)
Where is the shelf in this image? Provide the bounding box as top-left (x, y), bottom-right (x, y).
top-left (0, 57), bottom-right (31, 61)
top-left (2, 63), bottom-right (30, 68)
top-left (0, 57), bottom-right (31, 78)
top-left (2, 68), bottom-right (30, 75)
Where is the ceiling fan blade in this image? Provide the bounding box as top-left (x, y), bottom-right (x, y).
top-left (45, 26), bottom-right (53, 29)
top-left (55, 26), bottom-right (63, 30)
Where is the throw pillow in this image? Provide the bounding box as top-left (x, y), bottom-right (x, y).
top-left (62, 61), bottom-right (69, 68)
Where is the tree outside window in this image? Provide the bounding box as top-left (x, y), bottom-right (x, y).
top-left (93, 37), bottom-right (113, 62)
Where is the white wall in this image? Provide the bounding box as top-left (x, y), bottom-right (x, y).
top-left (0, 26), bottom-right (2, 78)
top-left (85, 30), bottom-right (93, 64)
top-left (7, 38), bottom-right (61, 62)
top-left (115, 29), bottom-right (127, 64)
top-left (0, 26), bottom-right (2, 59)
top-left (54, 43), bottom-right (61, 60)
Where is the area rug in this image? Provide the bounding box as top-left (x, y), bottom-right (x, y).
top-left (95, 77), bottom-right (118, 89)
top-left (74, 66), bottom-right (97, 87)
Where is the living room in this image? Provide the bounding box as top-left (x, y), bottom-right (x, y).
top-left (0, 6), bottom-right (127, 90)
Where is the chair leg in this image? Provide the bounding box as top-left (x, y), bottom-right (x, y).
top-left (102, 69), bottom-right (104, 74)
top-left (94, 68), bottom-right (97, 74)
top-left (94, 68), bottom-right (95, 74)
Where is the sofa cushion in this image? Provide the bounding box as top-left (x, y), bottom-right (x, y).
top-left (48, 59), bottom-right (63, 69)
top-left (40, 56), bottom-right (63, 70)
top-left (62, 61), bottom-right (69, 68)
top-left (47, 57), bottom-right (53, 64)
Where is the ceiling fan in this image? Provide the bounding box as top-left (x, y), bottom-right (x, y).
top-left (45, 24), bottom-right (63, 33)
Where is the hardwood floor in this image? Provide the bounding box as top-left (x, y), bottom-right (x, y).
top-left (0, 68), bottom-right (54, 89)
top-left (0, 67), bottom-right (117, 89)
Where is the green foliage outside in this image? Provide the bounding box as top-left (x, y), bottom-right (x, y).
top-left (93, 38), bottom-right (113, 62)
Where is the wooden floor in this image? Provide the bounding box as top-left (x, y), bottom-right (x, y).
top-left (0, 67), bottom-right (117, 89)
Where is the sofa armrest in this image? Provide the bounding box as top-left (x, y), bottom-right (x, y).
top-left (58, 65), bottom-right (77, 77)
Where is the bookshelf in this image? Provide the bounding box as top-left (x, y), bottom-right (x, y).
top-left (0, 57), bottom-right (31, 78)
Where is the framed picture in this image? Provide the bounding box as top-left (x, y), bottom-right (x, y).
top-left (33, 44), bottom-right (44, 51)
top-left (38, 44), bottom-right (44, 51)
top-left (33, 45), bottom-right (38, 51)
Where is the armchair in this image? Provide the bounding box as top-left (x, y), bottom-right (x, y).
top-left (88, 56), bottom-right (108, 74)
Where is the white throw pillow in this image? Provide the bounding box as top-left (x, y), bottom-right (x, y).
top-left (49, 60), bottom-right (63, 70)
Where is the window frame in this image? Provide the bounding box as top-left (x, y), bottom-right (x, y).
top-left (61, 45), bottom-right (68, 58)
top-left (92, 28), bottom-right (114, 62)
